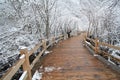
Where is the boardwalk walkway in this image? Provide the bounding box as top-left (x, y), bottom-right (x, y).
top-left (34, 33), bottom-right (120, 80)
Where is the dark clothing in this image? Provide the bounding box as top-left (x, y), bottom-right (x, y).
top-left (68, 33), bottom-right (70, 38)
top-left (67, 30), bottom-right (71, 38)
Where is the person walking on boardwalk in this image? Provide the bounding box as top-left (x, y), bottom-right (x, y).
top-left (67, 29), bottom-right (72, 38)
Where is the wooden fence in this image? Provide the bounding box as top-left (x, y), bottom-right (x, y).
top-left (84, 36), bottom-right (120, 64)
top-left (0, 35), bottom-right (64, 80)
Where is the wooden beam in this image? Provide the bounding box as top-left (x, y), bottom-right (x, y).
top-left (30, 49), bottom-right (46, 69)
top-left (99, 42), bottom-right (120, 51)
top-left (86, 37), bottom-right (95, 42)
top-left (102, 51), bottom-right (120, 62)
top-left (1, 59), bottom-right (25, 80)
top-left (85, 41), bottom-right (95, 50)
top-left (95, 38), bottom-right (99, 53)
top-left (86, 37), bottom-right (120, 51)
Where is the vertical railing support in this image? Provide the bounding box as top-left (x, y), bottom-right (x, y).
top-left (20, 49), bottom-right (32, 80)
top-left (42, 40), bottom-right (46, 49)
top-left (95, 38), bottom-right (99, 54)
top-left (60, 35), bottom-right (63, 40)
top-left (62, 35), bottom-right (64, 40)
top-left (52, 37), bottom-right (55, 44)
top-left (64, 34), bottom-right (68, 40)
top-left (83, 33), bottom-right (87, 45)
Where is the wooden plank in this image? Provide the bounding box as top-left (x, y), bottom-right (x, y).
top-left (30, 49), bottom-right (46, 69)
top-left (1, 59), bottom-right (25, 80)
top-left (29, 43), bottom-right (43, 56)
top-left (99, 42), bottom-right (120, 50)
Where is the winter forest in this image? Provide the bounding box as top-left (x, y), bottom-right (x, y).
top-left (0, 0), bottom-right (120, 79)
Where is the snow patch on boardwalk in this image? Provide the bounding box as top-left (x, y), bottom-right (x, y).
top-left (32, 66), bottom-right (62, 80)
top-left (32, 70), bottom-right (42, 80)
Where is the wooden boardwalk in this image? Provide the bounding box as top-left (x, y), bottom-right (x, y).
top-left (34, 34), bottom-right (120, 80)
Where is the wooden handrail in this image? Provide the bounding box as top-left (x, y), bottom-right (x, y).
top-left (85, 37), bottom-right (120, 51)
top-left (101, 51), bottom-right (120, 62)
top-left (0, 35), bottom-right (65, 80)
top-left (99, 42), bottom-right (120, 51)
top-left (85, 41), bottom-right (95, 50)
top-left (0, 58), bottom-right (25, 80)
top-left (85, 36), bottom-right (120, 64)
top-left (30, 49), bottom-right (46, 69)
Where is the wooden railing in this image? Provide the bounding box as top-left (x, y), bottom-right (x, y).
top-left (84, 36), bottom-right (120, 64)
top-left (0, 35), bottom-right (64, 80)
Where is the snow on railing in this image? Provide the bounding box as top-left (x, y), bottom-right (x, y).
top-left (20, 54), bottom-right (25, 59)
top-left (0, 35), bottom-right (65, 80)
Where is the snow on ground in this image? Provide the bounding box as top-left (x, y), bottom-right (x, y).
top-left (32, 70), bottom-right (42, 80)
top-left (32, 66), bottom-right (62, 80)
top-left (19, 71), bottom-right (27, 80)
top-left (0, 1), bottom-right (43, 64)
top-left (44, 66), bottom-right (56, 72)
top-left (43, 50), bottom-right (52, 56)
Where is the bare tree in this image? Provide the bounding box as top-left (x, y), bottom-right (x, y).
top-left (32, 0), bottom-right (58, 39)
top-left (8, 0), bottom-right (24, 18)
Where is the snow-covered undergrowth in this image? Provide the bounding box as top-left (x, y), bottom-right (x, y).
top-left (0, 1), bottom-right (43, 58)
top-left (0, 1), bottom-right (43, 77)
top-left (32, 70), bottom-right (42, 80)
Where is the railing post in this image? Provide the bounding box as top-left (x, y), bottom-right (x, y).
top-left (64, 34), bottom-right (67, 40)
top-left (84, 36), bottom-right (86, 40)
top-left (20, 49), bottom-right (32, 80)
top-left (62, 35), bottom-right (64, 40)
top-left (60, 35), bottom-right (62, 40)
top-left (95, 38), bottom-right (99, 54)
top-left (83, 33), bottom-right (87, 45)
top-left (42, 40), bottom-right (46, 49)
top-left (52, 37), bottom-right (55, 44)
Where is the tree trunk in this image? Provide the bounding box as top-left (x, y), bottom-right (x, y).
top-left (46, 15), bottom-right (49, 39)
